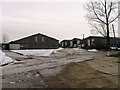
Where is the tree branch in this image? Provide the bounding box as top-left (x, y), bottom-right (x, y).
top-left (91, 2), bottom-right (107, 24)
top-left (107, 2), bottom-right (113, 19)
top-left (109, 13), bottom-right (120, 24)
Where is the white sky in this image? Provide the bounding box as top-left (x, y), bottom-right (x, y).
top-left (0, 0), bottom-right (104, 42)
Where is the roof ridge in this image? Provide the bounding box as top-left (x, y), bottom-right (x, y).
top-left (10, 33), bottom-right (59, 43)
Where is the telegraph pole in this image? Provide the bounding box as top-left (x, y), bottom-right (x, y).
top-left (112, 24), bottom-right (116, 47)
top-left (82, 34), bottom-right (85, 40)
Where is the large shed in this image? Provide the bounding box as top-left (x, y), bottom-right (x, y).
top-left (70, 38), bottom-right (82, 48)
top-left (60, 40), bottom-right (71, 48)
top-left (9, 33), bottom-right (59, 50)
top-left (83, 36), bottom-right (120, 49)
top-left (60, 38), bottom-right (82, 48)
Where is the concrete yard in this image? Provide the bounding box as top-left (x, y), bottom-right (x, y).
top-left (1, 49), bottom-right (119, 88)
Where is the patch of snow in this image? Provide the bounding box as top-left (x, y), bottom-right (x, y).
top-left (9, 82), bottom-right (15, 84)
top-left (118, 48), bottom-right (120, 50)
top-left (88, 49), bottom-right (98, 52)
top-left (52, 48), bottom-right (63, 53)
top-left (74, 48), bottom-right (87, 52)
top-left (106, 52), bottom-right (110, 56)
top-left (2, 48), bottom-right (94, 77)
top-left (11, 49), bottom-right (55, 56)
top-left (73, 48), bottom-right (80, 50)
top-left (0, 50), bottom-right (14, 66)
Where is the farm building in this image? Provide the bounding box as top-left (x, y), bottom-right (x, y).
top-left (70, 38), bottom-right (82, 48)
top-left (60, 38), bottom-right (82, 48)
top-left (83, 36), bottom-right (120, 49)
top-left (9, 33), bottom-right (59, 50)
top-left (1, 43), bottom-right (9, 50)
top-left (60, 40), bottom-right (71, 48)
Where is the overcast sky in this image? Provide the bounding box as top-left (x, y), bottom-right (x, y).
top-left (1, 0), bottom-right (99, 42)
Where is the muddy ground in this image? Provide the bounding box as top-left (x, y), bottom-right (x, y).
top-left (1, 49), bottom-right (119, 88)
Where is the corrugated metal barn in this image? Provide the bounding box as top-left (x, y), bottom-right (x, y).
top-left (60, 38), bottom-right (82, 48)
top-left (60, 40), bottom-right (71, 48)
top-left (70, 38), bottom-right (82, 48)
top-left (83, 36), bottom-right (120, 49)
top-left (9, 33), bottom-right (59, 50)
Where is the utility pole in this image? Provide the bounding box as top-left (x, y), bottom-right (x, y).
top-left (112, 24), bottom-right (116, 47)
top-left (112, 24), bottom-right (115, 38)
top-left (82, 34), bottom-right (85, 40)
top-left (81, 34), bottom-right (85, 48)
top-left (118, 1), bottom-right (120, 37)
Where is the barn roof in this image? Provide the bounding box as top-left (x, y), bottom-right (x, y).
top-left (72, 38), bottom-right (81, 40)
top-left (9, 33), bottom-right (59, 43)
top-left (60, 39), bottom-right (71, 42)
top-left (85, 36), bottom-right (120, 39)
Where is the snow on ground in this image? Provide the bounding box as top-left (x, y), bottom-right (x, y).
top-left (3, 48), bottom-right (93, 77)
top-left (0, 50), bottom-right (14, 66)
top-left (52, 48), bottom-right (63, 53)
top-left (118, 48), bottom-right (120, 50)
top-left (11, 49), bottom-right (64, 56)
top-left (11, 49), bottom-right (54, 56)
top-left (11, 48), bottom-right (88, 57)
top-left (88, 49), bottom-right (98, 52)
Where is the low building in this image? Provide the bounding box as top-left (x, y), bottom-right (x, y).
top-left (60, 38), bottom-right (82, 48)
top-left (70, 38), bottom-right (82, 48)
top-left (60, 40), bottom-right (71, 48)
top-left (83, 36), bottom-right (120, 49)
top-left (0, 43), bottom-right (9, 50)
top-left (2, 43), bottom-right (9, 50)
top-left (9, 33), bottom-right (59, 50)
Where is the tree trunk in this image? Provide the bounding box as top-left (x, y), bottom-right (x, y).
top-left (106, 23), bottom-right (110, 50)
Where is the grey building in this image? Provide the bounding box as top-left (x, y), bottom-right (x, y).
top-left (60, 40), bottom-right (71, 48)
top-left (70, 38), bottom-right (82, 48)
top-left (1, 43), bottom-right (9, 50)
top-left (9, 33), bottom-right (59, 50)
top-left (83, 36), bottom-right (120, 49)
top-left (60, 38), bottom-right (82, 48)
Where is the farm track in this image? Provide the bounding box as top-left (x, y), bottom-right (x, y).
top-left (1, 49), bottom-right (119, 88)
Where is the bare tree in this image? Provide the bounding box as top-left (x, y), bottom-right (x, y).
top-left (2, 33), bottom-right (9, 43)
top-left (85, 0), bottom-right (120, 49)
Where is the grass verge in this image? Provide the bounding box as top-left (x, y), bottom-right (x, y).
top-left (110, 53), bottom-right (120, 58)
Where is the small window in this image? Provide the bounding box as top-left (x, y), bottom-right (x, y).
top-left (91, 39), bottom-right (94, 42)
top-left (88, 39), bottom-right (90, 46)
top-left (62, 42), bottom-right (64, 47)
top-left (35, 37), bottom-right (37, 42)
top-left (42, 37), bottom-right (44, 42)
top-left (77, 40), bottom-right (80, 44)
top-left (70, 41), bottom-right (73, 47)
top-left (65, 42), bottom-right (67, 46)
